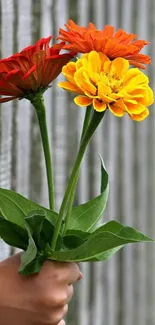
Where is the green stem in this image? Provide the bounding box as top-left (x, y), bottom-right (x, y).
top-left (63, 105), bottom-right (93, 235)
top-left (51, 110), bottom-right (105, 250)
top-left (81, 105), bottom-right (93, 141)
top-left (31, 93), bottom-right (55, 210)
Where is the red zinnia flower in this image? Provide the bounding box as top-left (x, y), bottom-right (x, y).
top-left (0, 36), bottom-right (75, 103)
top-left (58, 20), bottom-right (151, 69)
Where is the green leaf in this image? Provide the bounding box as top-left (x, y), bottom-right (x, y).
top-left (0, 192), bottom-right (25, 228)
top-left (19, 222), bottom-right (38, 274)
top-left (41, 219), bottom-right (54, 243)
top-left (48, 224), bottom-right (153, 262)
top-left (93, 221), bottom-right (153, 242)
top-left (67, 156), bottom-right (109, 232)
top-left (0, 216), bottom-right (28, 249)
top-left (19, 211), bottom-right (51, 275)
top-left (85, 247), bottom-right (123, 261)
top-left (25, 210), bottom-right (46, 248)
top-left (0, 188), bottom-right (58, 228)
top-left (92, 220), bottom-right (124, 235)
top-left (19, 258), bottom-right (43, 275)
top-left (63, 234), bottom-right (85, 249)
top-left (65, 229), bottom-right (90, 240)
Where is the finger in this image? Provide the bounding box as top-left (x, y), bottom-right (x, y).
top-left (67, 284), bottom-right (74, 303)
top-left (78, 271), bottom-right (83, 280)
top-left (67, 263), bottom-right (82, 284)
top-left (57, 320), bottom-right (66, 325)
top-left (62, 304), bottom-right (68, 317)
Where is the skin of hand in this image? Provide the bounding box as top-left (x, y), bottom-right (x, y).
top-left (0, 254), bottom-right (82, 325)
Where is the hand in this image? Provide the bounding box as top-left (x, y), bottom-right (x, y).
top-left (0, 253), bottom-right (82, 325)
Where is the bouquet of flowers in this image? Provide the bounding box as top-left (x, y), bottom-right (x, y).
top-left (0, 20), bottom-right (154, 275)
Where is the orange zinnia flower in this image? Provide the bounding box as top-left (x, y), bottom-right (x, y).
top-left (58, 20), bottom-right (151, 69)
top-left (0, 36), bottom-right (75, 103)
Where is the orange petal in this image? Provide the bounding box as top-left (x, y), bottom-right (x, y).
top-left (108, 100), bottom-right (125, 117)
top-left (124, 102), bottom-right (147, 114)
top-left (74, 96), bottom-right (92, 107)
top-left (102, 25), bottom-right (115, 37)
top-left (93, 99), bottom-right (107, 112)
top-left (129, 108), bottom-right (149, 121)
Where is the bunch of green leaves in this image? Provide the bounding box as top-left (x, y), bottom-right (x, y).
top-left (0, 158), bottom-right (152, 275)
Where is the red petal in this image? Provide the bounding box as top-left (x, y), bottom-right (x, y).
top-left (0, 78), bottom-right (23, 96)
top-left (43, 54), bottom-right (73, 86)
top-left (22, 64), bottom-right (36, 79)
top-left (5, 70), bottom-right (27, 91)
top-left (0, 96), bottom-right (18, 103)
top-left (32, 51), bottom-right (46, 87)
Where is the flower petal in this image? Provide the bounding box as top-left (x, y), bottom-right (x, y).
top-left (124, 102), bottom-right (147, 114)
top-left (0, 36), bottom-right (73, 101)
top-left (58, 20), bottom-right (150, 68)
top-left (93, 99), bottom-right (107, 112)
top-left (58, 81), bottom-right (82, 93)
top-left (74, 96), bottom-right (92, 107)
top-left (108, 100), bottom-right (125, 117)
top-left (0, 96), bottom-right (18, 103)
top-left (129, 108), bottom-right (149, 121)
top-left (110, 58), bottom-right (129, 79)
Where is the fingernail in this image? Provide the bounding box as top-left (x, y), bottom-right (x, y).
top-left (78, 271), bottom-right (83, 280)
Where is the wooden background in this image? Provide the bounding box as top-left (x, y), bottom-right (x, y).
top-left (0, 0), bottom-right (155, 324)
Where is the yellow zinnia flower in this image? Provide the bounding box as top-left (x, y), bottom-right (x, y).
top-left (58, 51), bottom-right (154, 121)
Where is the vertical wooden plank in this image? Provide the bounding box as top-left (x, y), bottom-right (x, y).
top-left (104, 2), bottom-right (121, 324)
top-left (90, 3), bottom-right (109, 325)
top-left (121, 1), bottom-right (135, 325)
top-left (50, 0), bottom-right (69, 210)
top-left (0, 0), bottom-right (14, 259)
top-left (133, 1), bottom-right (149, 324)
top-left (16, 0), bottom-right (32, 198)
top-left (39, 0), bottom-right (53, 208)
top-left (121, 116), bottom-right (135, 325)
top-left (28, 0), bottom-right (42, 204)
top-left (146, 2), bottom-right (155, 324)
top-left (76, 2), bottom-right (93, 325)
top-left (0, 0), bottom-right (13, 189)
top-left (77, 0), bottom-right (90, 205)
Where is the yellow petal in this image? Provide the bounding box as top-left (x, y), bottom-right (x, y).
top-left (62, 62), bottom-right (76, 75)
top-left (97, 82), bottom-right (115, 103)
top-left (129, 87), bottom-right (154, 106)
top-left (93, 98), bottom-right (107, 111)
top-left (99, 53), bottom-right (111, 72)
top-left (75, 69), bottom-right (97, 95)
top-left (58, 81), bottom-right (82, 93)
top-left (124, 102), bottom-right (147, 114)
top-left (108, 100), bottom-right (125, 117)
top-left (110, 58), bottom-right (129, 79)
top-left (98, 82), bottom-right (111, 97)
top-left (123, 69), bottom-right (148, 87)
top-left (146, 87), bottom-right (154, 105)
top-left (87, 51), bottom-right (101, 73)
top-left (74, 96), bottom-right (93, 107)
top-left (62, 63), bottom-right (78, 85)
top-left (89, 72), bottom-right (100, 84)
top-left (129, 108), bottom-right (149, 121)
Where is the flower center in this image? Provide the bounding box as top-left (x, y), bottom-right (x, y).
top-left (106, 74), bottom-right (122, 93)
